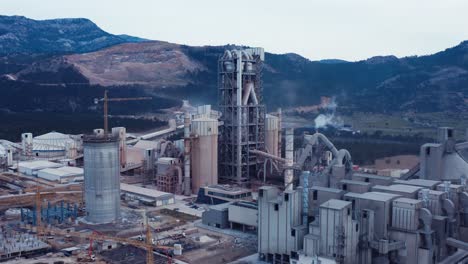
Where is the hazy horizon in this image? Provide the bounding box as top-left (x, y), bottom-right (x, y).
top-left (2, 0), bottom-right (468, 61)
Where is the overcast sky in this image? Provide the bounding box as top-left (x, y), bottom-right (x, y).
top-left (2, 0), bottom-right (468, 61)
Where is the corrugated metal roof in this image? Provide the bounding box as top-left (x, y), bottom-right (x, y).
top-left (18, 160), bottom-right (62, 170)
top-left (120, 183), bottom-right (174, 199)
top-left (33, 132), bottom-right (75, 151)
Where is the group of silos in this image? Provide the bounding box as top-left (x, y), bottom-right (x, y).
top-left (184, 106), bottom-right (219, 195)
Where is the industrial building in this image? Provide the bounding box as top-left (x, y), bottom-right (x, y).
top-left (196, 185), bottom-right (253, 204)
top-left (18, 160), bottom-right (63, 176)
top-left (257, 128), bottom-right (468, 264)
top-left (202, 201), bottom-right (258, 231)
top-left (37, 166), bottom-right (84, 183)
top-left (120, 183), bottom-right (175, 206)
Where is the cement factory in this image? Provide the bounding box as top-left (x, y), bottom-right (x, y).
top-left (1, 47), bottom-right (468, 264)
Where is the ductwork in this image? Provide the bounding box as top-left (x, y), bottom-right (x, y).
top-left (419, 208), bottom-right (434, 250)
top-left (460, 192), bottom-right (468, 226)
top-left (223, 50), bottom-right (232, 60)
top-left (443, 198), bottom-right (456, 237)
top-left (310, 133), bottom-right (339, 156)
top-left (242, 82), bottom-right (258, 105)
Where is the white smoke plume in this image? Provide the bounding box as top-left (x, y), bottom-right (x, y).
top-left (314, 97), bottom-right (343, 129)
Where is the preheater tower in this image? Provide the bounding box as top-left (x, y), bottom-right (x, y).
top-left (83, 133), bottom-right (120, 223)
top-left (218, 48), bottom-right (266, 185)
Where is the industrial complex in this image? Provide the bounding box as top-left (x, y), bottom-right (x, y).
top-left (1, 47), bottom-right (468, 264)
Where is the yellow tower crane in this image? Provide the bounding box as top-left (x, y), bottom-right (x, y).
top-left (94, 90), bottom-right (152, 135)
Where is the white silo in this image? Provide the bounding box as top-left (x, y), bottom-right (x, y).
top-left (265, 114), bottom-right (279, 157)
top-left (191, 117), bottom-right (218, 194)
top-left (83, 135), bottom-right (120, 223)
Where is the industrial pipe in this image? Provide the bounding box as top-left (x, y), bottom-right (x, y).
top-left (419, 208), bottom-right (434, 251)
top-left (184, 114), bottom-right (191, 196)
top-left (285, 128), bottom-right (294, 190)
top-left (443, 198), bottom-right (457, 237)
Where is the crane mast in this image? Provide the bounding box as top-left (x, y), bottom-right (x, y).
top-left (96, 90), bottom-right (152, 135)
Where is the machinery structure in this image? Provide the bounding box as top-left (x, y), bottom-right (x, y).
top-left (257, 128), bottom-right (468, 264)
top-left (218, 48), bottom-right (266, 186)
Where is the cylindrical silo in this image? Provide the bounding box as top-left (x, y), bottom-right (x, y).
top-left (83, 136), bottom-right (120, 223)
top-left (191, 117), bottom-right (218, 194)
top-left (265, 114), bottom-right (279, 157)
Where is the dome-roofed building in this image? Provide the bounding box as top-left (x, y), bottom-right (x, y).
top-left (32, 132), bottom-right (77, 159)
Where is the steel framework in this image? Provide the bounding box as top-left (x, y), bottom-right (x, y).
top-left (218, 48), bottom-right (266, 185)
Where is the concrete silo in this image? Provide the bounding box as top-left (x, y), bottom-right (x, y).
top-left (265, 114), bottom-right (279, 157)
top-left (191, 117), bottom-right (218, 194)
top-left (83, 135), bottom-right (120, 223)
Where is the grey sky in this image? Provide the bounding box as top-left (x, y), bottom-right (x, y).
top-left (2, 0), bottom-right (468, 61)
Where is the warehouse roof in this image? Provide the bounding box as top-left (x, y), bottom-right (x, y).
top-left (120, 183), bottom-right (173, 199)
top-left (18, 160), bottom-right (62, 170)
top-left (38, 166), bottom-right (83, 177)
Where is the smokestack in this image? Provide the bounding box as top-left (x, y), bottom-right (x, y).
top-left (184, 114), bottom-right (191, 195)
top-left (285, 128), bottom-right (294, 190)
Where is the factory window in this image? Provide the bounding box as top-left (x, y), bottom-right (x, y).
top-left (448, 129), bottom-right (453, 138)
top-left (356, 224), bottom-right (359, 232)
top-left (274, 204), bottom-right (279, 211)
top-left (313, 190), bottom-right (317, 200)
top-left (342, 184), bottom-right (347, 191)
top-left (291, 229), bottom-right (296, 237)
top-left (284, 193), bottom-right (289, 201)
top-left (363, 211), bottom-right (368, 218)
top-left (365, 178), bottom-right (370, 183)
top-left (36, 153), bottom-right (39, 157)
top-left (147, 150), bottom-right (151, 156)
top-left (347, 208), bottom-right (350, 215)
top-left (259, 190), bottom-right (263, 197)
top-left (426, 147), bottom-right (431, 156)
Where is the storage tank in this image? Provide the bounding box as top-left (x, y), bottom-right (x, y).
top-left (112, 127), bottom-right (127, 169)
top-left (83, 135), bottom-right (120, 223)
top-left (265, 114), bottom-right (279, 157)
top-left (191, 117), bottom-right (218, 193)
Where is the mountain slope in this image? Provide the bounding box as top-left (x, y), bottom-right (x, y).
top-left (0, 15), bottom-right (141, 54)
top-left (0, 16), bottom-right (467, 116)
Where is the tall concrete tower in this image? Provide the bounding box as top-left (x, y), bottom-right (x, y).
top-left (218, 48), bottom-right (266, 185)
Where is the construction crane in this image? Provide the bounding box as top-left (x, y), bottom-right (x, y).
top-left (94, 90), bottom-right (152, 135)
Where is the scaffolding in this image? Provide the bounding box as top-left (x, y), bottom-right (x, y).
top-left (218, 48), bottom-right (266, 186)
